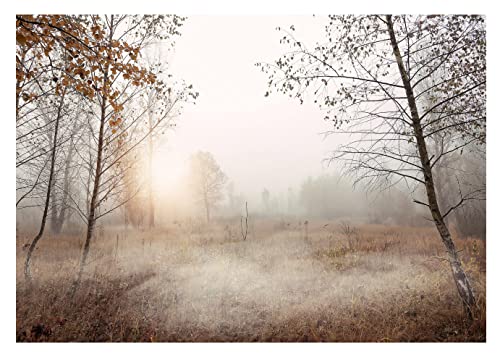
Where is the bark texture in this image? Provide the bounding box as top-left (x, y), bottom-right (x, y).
top-left (386, 15), bottom-right (476, 318)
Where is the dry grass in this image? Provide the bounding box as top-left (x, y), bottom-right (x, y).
top-left (16, 219), bottom-right (486, 342)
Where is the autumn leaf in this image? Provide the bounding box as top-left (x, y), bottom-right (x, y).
top-left (16, 33), bottom-right (27, 46)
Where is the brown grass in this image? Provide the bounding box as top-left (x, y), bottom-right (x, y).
top-left (16, 220), bottom-right (486, 342)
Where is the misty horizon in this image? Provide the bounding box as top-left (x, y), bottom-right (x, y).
top-left (153, 16), bottom-right (344, 199)
top-left (15, 13), bottom-right (487, 345)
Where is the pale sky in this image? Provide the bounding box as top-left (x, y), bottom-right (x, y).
top-left (152, 16), bottom-right (346, 201)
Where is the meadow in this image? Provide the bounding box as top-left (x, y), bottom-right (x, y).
top-left (16, 219), bottom-right (486, 342)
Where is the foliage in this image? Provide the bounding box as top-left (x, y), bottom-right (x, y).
top-left (16, 15), bottom-right (190, 107)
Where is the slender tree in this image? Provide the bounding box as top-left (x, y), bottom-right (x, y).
top-left (188, 151), bottom-right (228, 223)
top-left (259, 15), bottom-right (485, 318)
top-left (24, 88), bottom-right (66, 281)
top-left (71, 15), bottom-right (195, 293)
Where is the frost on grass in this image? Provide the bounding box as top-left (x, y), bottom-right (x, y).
top-left (16, 221), bottom-right (486, 342)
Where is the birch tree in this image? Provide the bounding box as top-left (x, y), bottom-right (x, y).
top-left (70, 15), bottom-right (196, 293)
top-left (258, 15), bottom-right (485, 318)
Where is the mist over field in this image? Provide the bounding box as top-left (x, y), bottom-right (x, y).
top-left (16, 14), bottom-right (486, 342)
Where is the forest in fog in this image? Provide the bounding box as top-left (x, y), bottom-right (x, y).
top-left (16, 14), bottom-right (486, 342)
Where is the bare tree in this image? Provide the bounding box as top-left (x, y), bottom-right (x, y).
top-left (188, 151), bottom-right (228, 223)
top-left (70, 15), bottom-right (197, 294)
top-left (24, 88), bottom-right (66, 281)
top-left (16, 17), bottom-right (195, 253)
top-left (18, 27), bottom-right (94, 279)
top-left (259, 15), bottom-right (485, 318)
top-left (49, 110), bottom-right (87, 234)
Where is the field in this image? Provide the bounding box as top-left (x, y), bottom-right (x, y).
top-left (16, 219), bottom-right (486, 342)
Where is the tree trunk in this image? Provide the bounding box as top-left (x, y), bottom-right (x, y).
top-left (71, 96), bottom-right (106, 295)
top-left (386, 15), bottom-right (476, 319)
top-left (50, 181), bottom-right (59, 233)
top-left (204, 195), bottom-right (210, 223)
top-left (72, 88), bottom-right (107, 295)
top-left (71, 45), bottom-right (114, 297)
top-left (71, 16), bottom-right (119, 296)
top-left (52, 132), bottom-right (75, 234)
top-left (147, 111), bottom-right (155, 228)
top-left (24, 90), bottom-right (65, 282)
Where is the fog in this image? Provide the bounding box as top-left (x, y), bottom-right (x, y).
top-left (16, 15), bottom-right (486, 240)
top-left (16, 14), bottom-right (486, 342)
top-left (152, 16), bottom-right (339, 201)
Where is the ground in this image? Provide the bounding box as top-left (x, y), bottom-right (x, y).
top-left (16, 219), bottom-right (486, 342)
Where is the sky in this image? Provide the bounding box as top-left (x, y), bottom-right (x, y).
top-left (151, 16), bottom-right (348, 201)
